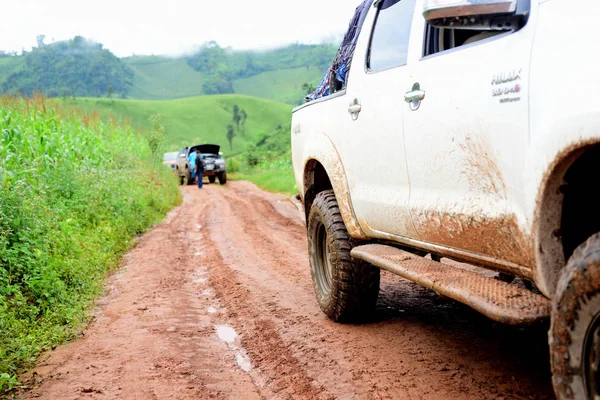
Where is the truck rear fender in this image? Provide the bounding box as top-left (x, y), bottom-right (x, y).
top-left (302, 133), bottom-right (367, 240)
top-left (532, 114), bottom-right (600, 298)
top-left (530, 0), bottom-right (600, 297)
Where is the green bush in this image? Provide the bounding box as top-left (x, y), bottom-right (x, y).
top-left (227, 157), bottom-right (241, 174)
top-left (0, 95), bottom-right (181, 393)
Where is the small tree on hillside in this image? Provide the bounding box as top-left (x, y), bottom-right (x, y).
top-left (232, 104), bottom-right (241, 130)
top-left (36, 35), bottom-right (46, 48)
top-left (147, 114), bottom-right (165, 158)
top-left (302, 82), bottom-right (315, 95)
top-left (240, 109), bottom-right (248, 136)
top-left (226, 125), bottom-right (236, 151)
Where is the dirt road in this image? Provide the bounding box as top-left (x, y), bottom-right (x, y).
top-left (22, 182), bottom-right (554, 400)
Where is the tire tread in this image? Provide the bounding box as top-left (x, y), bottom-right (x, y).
top-left (308, 190), bottom-right (380, 323)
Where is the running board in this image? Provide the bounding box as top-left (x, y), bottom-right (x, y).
top-left (351, 244), bottom-right (550, 325)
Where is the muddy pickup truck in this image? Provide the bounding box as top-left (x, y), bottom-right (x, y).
top-left (176, 144), bottom-right (227, 185)
top-left (291, 0), bottom-right (600, 398)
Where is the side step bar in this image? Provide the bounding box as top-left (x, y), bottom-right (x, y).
top-left (351, 244), bottom-right (550, 325)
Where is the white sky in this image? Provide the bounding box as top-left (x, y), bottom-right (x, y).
top-left (0, 0), bottom-right (358, 57)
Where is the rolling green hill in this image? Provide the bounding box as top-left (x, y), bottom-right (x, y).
top-left (121, 55), bottom-right (326, 104)
top-left (72, 94), bottom-right (292, 154)
top-left (121, 43), bottom-right (335, 104)
top-left (232, 66), bottom-right (324, 105)
top-left (123, 56), bottom-right (206, 100)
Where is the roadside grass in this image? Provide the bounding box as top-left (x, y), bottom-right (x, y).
top-left (232, 170), bottom-right (296, 196)
top-left (0, 95), bottom-right (181, 394)
top-left (230, 156), bottom-right (297, 196)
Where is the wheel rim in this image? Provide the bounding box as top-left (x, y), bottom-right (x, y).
top-left (315, 223), bottom-right (333, 296)
top-left (584, 313), bottom-right (600, 399)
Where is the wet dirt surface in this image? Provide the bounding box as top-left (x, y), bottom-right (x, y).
top-left (21, 182), bottom-right (555, 399)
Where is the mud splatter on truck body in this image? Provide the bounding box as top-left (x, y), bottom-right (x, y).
top-left (413, 210), bottom-right (534, 277)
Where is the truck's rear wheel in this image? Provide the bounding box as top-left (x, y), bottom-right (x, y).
top-left (307, 190), bottom-right (379, 322)
top-left (209, 176), bottom-right (216, 184)
top-left (186, 171), bottom-right (195, 186)
top-left (551, 233), bottom-right (600, 399)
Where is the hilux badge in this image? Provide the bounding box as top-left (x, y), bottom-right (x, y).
top-left (492, 69), bottom-right (522, 85)
top-left (492, 69), bottom-right (523, 103)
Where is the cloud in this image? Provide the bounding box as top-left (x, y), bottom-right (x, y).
top-left (0, 0), bottom-right (357, 56)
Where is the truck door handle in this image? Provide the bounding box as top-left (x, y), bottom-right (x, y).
top-left (404, 90), bottom-right (425, 103)
top-left (348, 99), bottom-right (361, 120)
top-left (405, 83), bottom-right (425, 111)
top-left (348, 104), bottom-right (362, 114)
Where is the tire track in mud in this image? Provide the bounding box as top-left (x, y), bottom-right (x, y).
top-left (218, 190), bottom-right (311, 288)
top-left (199, 190), bottom-right (331, 400)
top-left (199, 185), bottom-right (369, 399)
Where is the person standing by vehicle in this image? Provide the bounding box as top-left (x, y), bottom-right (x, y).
top-left (188, 149), bottom-right (197, 184)
top-left (195, 150), bottom-right (204, 189)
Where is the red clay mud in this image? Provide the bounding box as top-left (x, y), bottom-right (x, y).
top-left (21, 181), bottom-right (554, 400)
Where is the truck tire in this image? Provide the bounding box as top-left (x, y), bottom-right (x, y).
top-left (179, 175), bottom-right (184, 186)
top-left (218, 172), bottom-right (227, 185)
top-left (307, 190), bottom-right (380, 322)
top-left (186, 171), bottom-right (195, 186)
top-left (551, 233), bottom-right (600, 400)
top-left (209, 176), bottom-right (216, 184)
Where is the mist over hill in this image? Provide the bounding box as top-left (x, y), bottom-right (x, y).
top-left (0, 37), bottom-right (336, 104)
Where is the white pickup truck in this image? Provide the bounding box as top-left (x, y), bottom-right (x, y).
top-left (291, 0), bottom-right (600, 398)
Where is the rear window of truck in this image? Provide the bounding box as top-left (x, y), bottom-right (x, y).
top-left (367, 0), bottom-right (416, 71)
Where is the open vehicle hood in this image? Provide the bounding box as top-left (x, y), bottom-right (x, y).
top-left (191, 144), bottom-right (220, 155)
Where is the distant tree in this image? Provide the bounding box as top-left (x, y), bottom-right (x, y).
top-left (36, 35), bottom-right (46, 47)
top-left (302, 82), bottom-right (316, 95)
top-left (107, 85), bottom-right (114, 99)
top-left (240, 109), bottom-right (248, 136)
top-left (147, 114), bottom-right (165, 158)
top-left (232, 105), bottom-right (241, 130)
top-left (226, 125), bottom-right (236, 150)
top-left (202, 70), bottom-right (233, 95)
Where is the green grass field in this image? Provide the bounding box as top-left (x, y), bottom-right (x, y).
top-left (232, 66), bottom-right (324, 105)
top-left (232, 168), bottom-right (296, 196)
top-left (72, 95), bottom-right (293, 155)
top-left (123, 56), bottom-right (206, 100)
